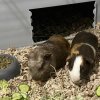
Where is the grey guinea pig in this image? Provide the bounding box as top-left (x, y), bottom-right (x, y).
top-left (66, 31), bottom-right (98, 84)
top-left (28, 34), bottom-right (70, 82)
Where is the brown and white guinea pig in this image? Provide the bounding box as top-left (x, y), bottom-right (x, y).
top-left (66, 31), bottom-right (98, 84)
top-left (28, 34), bottom-right (70, 82)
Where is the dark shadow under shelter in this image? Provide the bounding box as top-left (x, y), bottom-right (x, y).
top-left (30, 1), bottom-right (95, 42)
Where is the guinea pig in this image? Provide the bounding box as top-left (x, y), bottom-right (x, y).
top-left (28, 34), bottom-right (70, 82)
top-left (66, 31), bottom-right (98, 84)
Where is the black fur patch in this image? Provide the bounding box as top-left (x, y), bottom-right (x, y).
top-left (78, 44), bottom-right (95, 60)
top-left (71, 31), bottom-right (98, 50)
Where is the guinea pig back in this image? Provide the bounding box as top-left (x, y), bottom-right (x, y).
top-left (71, 31), bottom-right (98, 50)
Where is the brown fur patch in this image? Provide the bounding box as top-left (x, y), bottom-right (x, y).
top-left (48, 34), bottom-right (70, 51)
top-left (71, 44), bottom-right (81, 56)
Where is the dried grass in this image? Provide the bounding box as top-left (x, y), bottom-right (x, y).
top-left (0, 27), bottom-right (100, 100)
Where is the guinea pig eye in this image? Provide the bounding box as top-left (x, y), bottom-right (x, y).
top-left (67, 57), bottom-right (75, 71)
top-left (68, 64), bottom-right (73, 70)
top-left (44, 53), bottom-right (51, 60)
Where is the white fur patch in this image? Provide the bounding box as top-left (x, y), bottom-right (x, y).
top-left (69, 56), bottom-right (83, 83)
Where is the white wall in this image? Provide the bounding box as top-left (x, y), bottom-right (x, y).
top-left (0, 0), bottom-right (33, 49)
top-left (96, 0), bottom-right (100, 22)
top-left (0, 0), bottom-right (95, 49)
top-left (13, 0), bottom-right (95, 9)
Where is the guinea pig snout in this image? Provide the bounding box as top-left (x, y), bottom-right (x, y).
top-left (68, 56), bottom-right (83, 84)
top-left (69, 70), bottom-right (80, 83)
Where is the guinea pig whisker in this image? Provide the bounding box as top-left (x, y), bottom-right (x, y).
top-left (50, 64), bottom-right (57, 76)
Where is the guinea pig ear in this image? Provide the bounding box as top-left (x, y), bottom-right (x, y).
top-left (44, 53), bottom-right (52, 60)
top-left (84, 57), bottom-right (94, 64)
